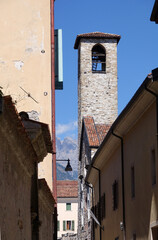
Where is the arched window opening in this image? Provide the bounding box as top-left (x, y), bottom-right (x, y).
top-left (92, 45), bottom-right (106, 73)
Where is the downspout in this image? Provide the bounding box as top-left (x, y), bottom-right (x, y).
top-left (50, 0), bottom-right (57, 239)
top-left (111, 131), bottom-right (126, 240)
top-left (144, 83), bottom-right (158, 163)
top-left (91, 165), bottom-right (102, 240)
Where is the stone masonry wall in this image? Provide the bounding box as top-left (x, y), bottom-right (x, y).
top-left (78, 38), bottom-right (118, 135)
top-left (0, 126), bottom-right (32, 240)
top-left (78, 128), bottom-right (93, 240)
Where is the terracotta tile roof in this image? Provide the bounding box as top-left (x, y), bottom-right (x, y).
top-left (96, 124), bottom-right (111, 144)
top-left (74, 32), bottom-right (121, 49)
top-left (83, 116), bottom-right (100, 147)
top-left (83, 116), bottom-right (111, 147)
top-left (57, 181), bottom-right (78, 198)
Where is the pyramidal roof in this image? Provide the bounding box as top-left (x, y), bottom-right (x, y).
top-left (74, 32), bottom-right (121, 49)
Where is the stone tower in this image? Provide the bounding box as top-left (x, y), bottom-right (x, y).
top-left (74, 32), bottom-right (120, 240)
top-left (74, 32), bottom-right (121, 136)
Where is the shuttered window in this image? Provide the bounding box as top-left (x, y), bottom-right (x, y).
top-left (63, 220), bottom-right (75, 231)
top-left (57, 221), bottom-right (60, 231)
top-left (66, 203), bottom-right (71, 211)
top-left (112, 180), bottom-right (118, 210)
top-left (72, 220), bottom-right (75, 231)
top-left (63, 221), bottom-right (66, 231)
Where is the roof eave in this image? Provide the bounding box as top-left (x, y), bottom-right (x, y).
top-left (151, 0), bottom-right (158, 23)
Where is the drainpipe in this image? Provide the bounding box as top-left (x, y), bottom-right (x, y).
top-left (111, 131), bottom-right (126, 240)
top-left (144, 85), bottom-right (158, 133)
top-left (50, 0), bottom-right (57, 239)
top-left (144, 75), bottom-right (158, 166)
top-left (145, 68), bottom-right (158, 137)
top-left (91, 165), bottom-right (102, 240)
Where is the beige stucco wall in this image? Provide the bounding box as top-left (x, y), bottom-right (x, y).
top-left (91, 100), bottom-right (158, 240)
top-left (0, 0), bottom-right (52, 189)
top-left (124, 102), bottom-right (158, 239)
top-left (57, 199), bottom-right (78, 238)
top-left (93, 145), bottom-right (123, 240)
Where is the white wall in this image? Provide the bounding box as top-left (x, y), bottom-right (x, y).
top-left (57, 198), bottom-right (78, 238)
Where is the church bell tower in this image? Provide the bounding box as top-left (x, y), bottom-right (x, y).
top-left (74, 32), bottom-right (121, 135)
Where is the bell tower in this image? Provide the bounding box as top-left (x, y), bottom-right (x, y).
top-left (74, 32), bottom-right (121, 135)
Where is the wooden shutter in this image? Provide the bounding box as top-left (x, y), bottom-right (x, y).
top-left (57, 221), bottom-right (60, 231)
top-left (72, 221), bottom-right (75, 231)
top-left (63, 221), bottom-right (66, 231)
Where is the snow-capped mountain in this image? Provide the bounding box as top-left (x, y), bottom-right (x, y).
top-left (56, 137), bottom-right (78, 180)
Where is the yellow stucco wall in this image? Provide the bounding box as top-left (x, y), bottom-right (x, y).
top-left (0, 0), bottom-right (52, 189)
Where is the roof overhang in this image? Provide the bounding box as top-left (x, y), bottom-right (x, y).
top-left (74, 32), bottom-right (121, 49)
top-left (151, 0), bottom-right (158, 23)
top-left (22, 119), bottom-right (52, 162)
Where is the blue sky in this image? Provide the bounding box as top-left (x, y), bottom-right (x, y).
top-left (55, 0), bottom-right (158, 140)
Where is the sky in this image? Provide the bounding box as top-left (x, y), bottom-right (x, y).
top-left (54, 0), bottom-right (158, 140)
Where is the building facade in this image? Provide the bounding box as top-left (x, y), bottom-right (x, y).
top-left (86, 71), bottom-right (158, 240)
top-left (0, 0), bottom-right (56, 190)
top-left (57, 181), bottom-right (78, 239)
top-left (0, 95), bottom-right (55, 239)
top-left (74, 32), bottom-right (120, 239)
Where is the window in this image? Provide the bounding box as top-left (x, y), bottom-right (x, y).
top-left (66, 203), bottom-right (71, 211)
top-left (131, 166), bottom-right (135, 198)
top-left (112, 180), bottom-right (118, 210)
top-left (57, 221), bottom-right (60, 231)
top-left (63, 220), bottom-right (75, 231)
top-left (151, 149), bottom-right (156, 185)
top-left (100, 193), bottom-right (106, 220)
top-left (92, 44), bottom-right (106, 72)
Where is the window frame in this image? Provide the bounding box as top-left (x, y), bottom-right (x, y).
top-left (66, 203), bottom-right (71, 211)
top-left (63, 220), bottom-right (75, 231)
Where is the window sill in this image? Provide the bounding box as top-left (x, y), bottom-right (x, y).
top-left (92, 71), bottom-right (106, 74)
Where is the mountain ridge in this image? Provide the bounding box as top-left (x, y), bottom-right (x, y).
top-left (56, 137), bottom-right (78, 180)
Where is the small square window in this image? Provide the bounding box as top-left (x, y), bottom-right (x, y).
top-left (66, 203), bottom-right (71, 211)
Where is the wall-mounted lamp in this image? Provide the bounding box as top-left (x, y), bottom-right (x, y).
top-left (56, 159), bottom-right (72, 172)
